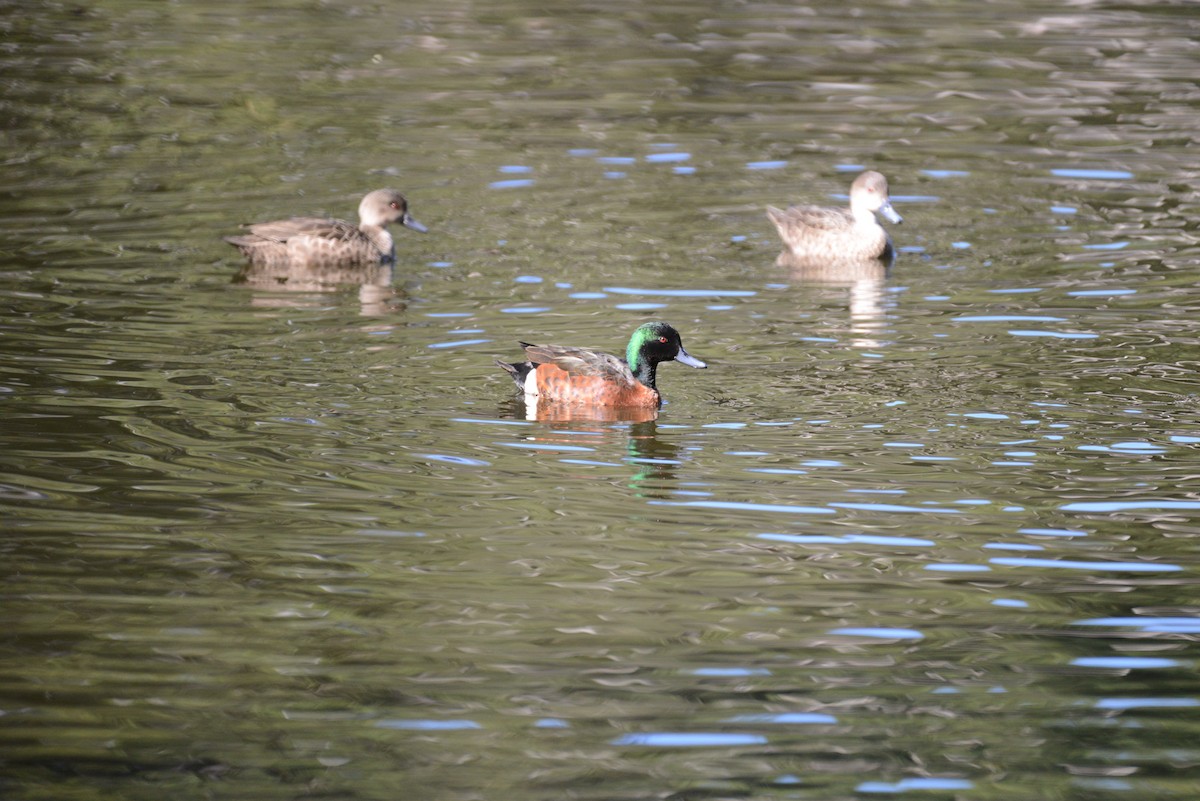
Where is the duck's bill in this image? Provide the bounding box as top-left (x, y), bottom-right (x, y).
top-left (675, 349), bottom-right (707, 369)
top-left (879, 201), bottom-right (903, 225)
top-left (403, 214), bottom-right (429, 233)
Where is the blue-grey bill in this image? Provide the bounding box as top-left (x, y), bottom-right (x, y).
top-left (676, 349), bottom-right (707, 369)
top-left (879, 201), bottom-right (903, 225)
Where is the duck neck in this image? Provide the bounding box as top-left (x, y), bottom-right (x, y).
top-left (849, 203), bottom-right (878, 226)
top-left (362, 225), bottom-right (395, 261)
top-left (626, 344), bottom-right (658, 390)
top-left (633, 359), bottom-right (658, 389)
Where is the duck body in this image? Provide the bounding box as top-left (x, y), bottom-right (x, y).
top-left (767, 170), bottom-right (901, 262)
top-left (496, 322), bottom-right (706, 409)
top-left (225, 188), bottom-right (427, 270)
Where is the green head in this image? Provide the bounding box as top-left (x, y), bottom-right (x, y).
top-left (625, 322), bottom-right (707, 388)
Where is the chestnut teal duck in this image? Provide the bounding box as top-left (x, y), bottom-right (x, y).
top-left (496, 322), bottom-right (707, 409)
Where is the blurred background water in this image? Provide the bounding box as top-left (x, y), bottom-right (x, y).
top-left (3, 0), bottom-right (1200, 799)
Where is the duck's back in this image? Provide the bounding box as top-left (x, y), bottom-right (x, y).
top-left (236, 216), bottom-right (357, 243)
top-left (766, 204), bottom-right (888, 260)
top-left (768, 204), bottom-right (853, 232)
top-left (225, 217), bottom-right (389, 268)
top-left (522, 344), bottom-right (635, 384)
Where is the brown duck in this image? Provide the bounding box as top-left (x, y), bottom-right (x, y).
top-left (224, 188), bottom-right (427, 269)
top-left (767, 171), bottom-right (902, 262)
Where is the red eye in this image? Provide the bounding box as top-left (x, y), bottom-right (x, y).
top-left (659, 337), bottom-right (668, 343)
top-left (390, 201), bottom-right (400, 209)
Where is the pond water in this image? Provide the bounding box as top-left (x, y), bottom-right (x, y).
top-left (3, 0), bottom-right (1200, 799)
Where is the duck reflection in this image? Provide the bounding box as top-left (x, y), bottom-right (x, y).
top-left (496, 400), bottom-right (684, 497)
top-left (622, 419), bottom-right (685, 497)
top-left (512, 398), bottom-right (659, 424)
top-left (777, 252), bottom-right (891, 349)
top-left (232, 261), bottom-right (404, 316)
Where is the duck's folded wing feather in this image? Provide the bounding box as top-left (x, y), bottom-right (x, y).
top-left (771, 206), bottom-right (852, 231)
top-left (522, 345), bottom-right (635, 384)
top-left (241, 217), bottom-right (358, 243)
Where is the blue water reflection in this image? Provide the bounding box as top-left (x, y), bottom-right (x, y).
top-left (489, 178), bottom-right (535, 189)
top-left (1051, 168), bottom-right (1134, 179)
top-left (1073, 618), bottom-right (1200, 633)
top-left (828, 628), bottom-right (925, 640)
top-left (418, 453), bottom-right (491, 466)
top-left (1062, 500), bottom-right (1200, 512)
top-left (1019, 527), bottom-right (1087, 538)
top-left (645, 152), bottom-right (690, 163)
top-left (758, 533), bottom-right (933, 547)
top-left (990, 558), bottom-right (1181, 572)
top-left (603, 287), bottom-right (757, 298)
top-left (1094, 698), bottom-right (1198, 710)
top-left (611, 733), bottom-right (767, 747)
top-left (535, 718), bottom-right (570, 728)
top-left (655, 499), bottom-right (834, 515)
top-left (858, 778), bottom-right (974, 793)
top-left (6, 0), bottom-right (1200, 797)
top-left (725, 713), bottom-right (838, 725)
top-left (1071, 657), bottom-right (1181, 669)
top-left (376, 720), bottom-right (482, 730)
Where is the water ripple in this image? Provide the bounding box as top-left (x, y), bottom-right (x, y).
top-left (1072, 617), bottom-right (1200, 633)
top-left (1071, 657), bottom-right (1181, 669)
top-left (1061, 500), bottom-right (1200, 513)
top-left (758, 533), bottom-right (933, 547)
top-left (603, 286), bottom-right (757, 298)
top-left (990, 557), bottom-right (1181, 572)
top-left (829, 627), bottom-right (925, 640)
top-left (953, 315), bottom-right (1066, 322)
top-left (828, 502), bottom-right (962, 514)
top-left (725, 713), bottom-right (838, 725)
top-left (376, 719), bottom-right (482, 730)
top-left (653, 499), bottom-right (834, 515)
top-left (611, 732), bottom-right (766, 747)
top-left (858, 778), bottom-right (974, 793)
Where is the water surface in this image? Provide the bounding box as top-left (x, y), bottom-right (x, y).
top-left (3, 1), bottom-right (1200, 799)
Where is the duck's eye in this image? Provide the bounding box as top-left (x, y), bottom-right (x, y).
top-left (659, 337), bottom-right (668, 343)
top-left (390, 201), bottom-right (401, 209)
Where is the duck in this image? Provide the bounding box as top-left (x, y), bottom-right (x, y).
top-left (496, 322), bottom-right (707, 408)
top-left (224, 188), bottom-right (427, 269)
top-left (766, 170), bottom-right (902, 262)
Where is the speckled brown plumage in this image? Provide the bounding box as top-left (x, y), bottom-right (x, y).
top-left (224, 188), bottom-right (427, 270)
top-left (767, 171), bottom-right (902, 262)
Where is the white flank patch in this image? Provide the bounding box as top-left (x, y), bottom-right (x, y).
top-left (523, 371), bottom-right (540, 398)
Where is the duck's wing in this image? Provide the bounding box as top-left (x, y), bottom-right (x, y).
top-left (233, 216), bottom-right (360, 244)
top-left (767, 205), bottom-right (853, 232)
top-left (521, 344), bottom-right (636, 385)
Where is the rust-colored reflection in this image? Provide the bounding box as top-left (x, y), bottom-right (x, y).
top-left (522, 398), bottom-right (660, 424)
top-left (499, 400), bottom-right (684, 494)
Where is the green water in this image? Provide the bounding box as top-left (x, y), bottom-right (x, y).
top-left (3, 1), bottom-right (1200, 799)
